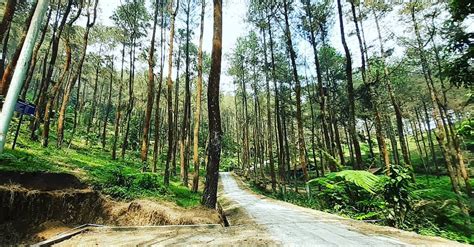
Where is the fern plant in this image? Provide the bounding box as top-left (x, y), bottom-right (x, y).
top-left (307, 170), bottom-right (385, 219)
top-left (308, 170), bottom-right (381, 194)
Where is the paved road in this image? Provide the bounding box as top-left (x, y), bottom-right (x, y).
top-left (220, 172), bottom-right (412, 246)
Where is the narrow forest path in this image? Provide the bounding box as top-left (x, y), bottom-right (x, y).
top-left (220, 172), bottom-right (464, 246)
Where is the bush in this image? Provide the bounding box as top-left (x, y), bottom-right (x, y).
top-left (94, 167), bottom-right (167, 200)
top-left (384, 166), bottom-right (413, 227)
top-left (307, 170), bottom-right (386, 219)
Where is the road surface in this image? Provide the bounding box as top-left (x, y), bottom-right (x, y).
top-left (220, 172), bottom-right (460, 246)
top-left (52, 173), bottom-right (464, 246)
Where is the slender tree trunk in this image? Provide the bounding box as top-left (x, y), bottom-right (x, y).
top-left (387, 116), bottom-right (400, 166)
top-left (112, 44), bottom-right (126, 159)
top-left (172, 44), bottom-right (181, 176)
top-left (153, 2), bottom-right (166, 171)
top-left (180, 0), bottom-right (193, 186)
top-left (372, 9), bottom-right (411, 169)
top-left (43, 35), bottom-right (72, 147)
top-left (334, 120), bottom-right (345, 168)
top-left (283, 0), bottom-right (308, 181)
top-left (88, 61), bottom-right (100, 133)
top-left (141, 0), bottom-right (160, 166)
top-left (306, 75), bottom-right (320, 177)
top-left (0, 26), bottom-right (10, 80)
top-left (240, 56), bottom-right (250, 178)
top-left (0, 0), bottom-right (17, 49)
top-left (68, 67), bottom-right (82, 148)
top-left (336, 0), bottom-right (363, 169)
top-left (44, 3), bottom-right (82, 147)
top-left (267, 12), bottom-right (286, 193)
top-left (122, 39), bottom-right (137, 158)
top-left (349, 1), bottom-right (389, 171)
top-left (57, 17), bottom-right (91, 146)
top-left (364, 119), bottom-right (375, 162)
top-left (165, 0), bottom-right (180, 186)
top-left (0, 3), bottom-right (36, 96)
top-left (32, 1), bottom-right (72, 143)
top-left (261, 25), bottom-right (276, 192)
top-left (102, 60), bottom-right (113, 149)
top-left (0, 0), bottom-right (16, 78)
top-left (202, 0), bottom-right (222, 209)
top-left (192, 0), bottom-right (206, 192)
top-left (304, 0), bottom-right (332, 157)
top-left (411, 6), bottom-right (471, 200)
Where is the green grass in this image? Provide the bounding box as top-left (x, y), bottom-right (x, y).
top-left (0, 126), bottom-right (201, 208)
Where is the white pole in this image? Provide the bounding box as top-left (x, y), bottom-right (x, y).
top-left (0, 0), bottom-right (50, 154)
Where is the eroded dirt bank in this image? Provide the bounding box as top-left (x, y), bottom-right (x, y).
top-left (0, 171), bottom-right (220, 245)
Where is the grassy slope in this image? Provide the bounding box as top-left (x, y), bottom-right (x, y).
top-left (0, 128), bottom-right (201, 208)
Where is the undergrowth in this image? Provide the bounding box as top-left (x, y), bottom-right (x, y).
top-left (0, 131), bottom-right (201, 208)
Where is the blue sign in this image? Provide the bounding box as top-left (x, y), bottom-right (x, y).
top-left (14, 100), bottom-right (36, 116)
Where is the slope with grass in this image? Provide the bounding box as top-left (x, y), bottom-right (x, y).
top-left (0, 134), bottom-right (220, 244)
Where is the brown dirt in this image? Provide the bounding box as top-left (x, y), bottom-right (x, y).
top-left (0, 171), bottom-right (220, 245)
top-left (55, 174), bottom-right (277, 246)
top-left (55, 225), bottom-right (277, 246)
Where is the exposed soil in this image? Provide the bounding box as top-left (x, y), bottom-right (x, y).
top-left (54, 174), bottom-right (277, 246)
top-left (0, 171), bottom-right (220, 245)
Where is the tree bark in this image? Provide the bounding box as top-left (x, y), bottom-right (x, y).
top-left (283, 0), bottom-right (308, 181)
top-left (336, 0), bottom-right (363, 169)
top-left (0, 0), bottom-right (17, 49)
top-left (349, 1), bottom-right (389, 172)
top-left (261, 24), bottom-right (276, 192)
top-left (411, 5), bottom-right (471, 199)
top-left (165, 0), bottom-right (180, 186)
top-left (267, 13), bottom-right (286, 192)
top-left (141, 0), bottom-right (160, 165)
top-left (153, 1), bottom-right (166, 171)
top-left (202, 0), bottom-right (222, 209)
top-left (0, 3), bottom-right (36, 96)
top-left (192, 0), bottom-right (206, 192)
top-left (372, 8), bottom-right (411, 169)
top-left (102, 59), bottom-right (113, 149)
top-left (304, 0), bottom-right (332, 158)
top-left (112, 43), bottom-right (126, 159)
top-left (31, 0), bottom-right (72, 139)
top-left (180, 0), bottom-right (193, 186)
top-left (44, 2), bottom-right (82, 147)
top-left (172, 43), bottom-right (181, 177)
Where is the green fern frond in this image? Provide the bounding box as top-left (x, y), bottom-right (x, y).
top-left (334, 170), bottom-right (381, 194)
top-left (308, 170), bottom-right (381, 194)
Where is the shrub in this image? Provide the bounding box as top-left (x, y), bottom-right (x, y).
top-left (383, 166), bottom-right (413, 227)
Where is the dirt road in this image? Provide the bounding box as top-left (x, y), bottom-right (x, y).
top-left (220, 172), bottom-right (464, 246)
